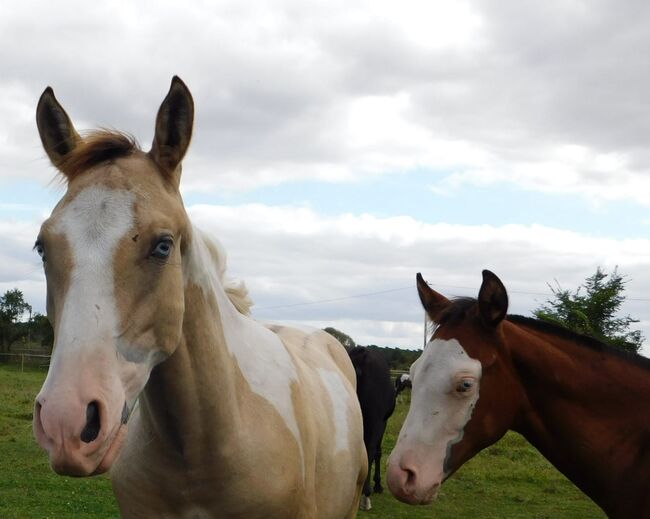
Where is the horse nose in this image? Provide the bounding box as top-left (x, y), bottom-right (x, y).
top-left (33, 395), bottom-right (105, 454)
top-left (387, 461), bottom-right (419, 500)
top-left (387, 454), bottom-right (440, 504)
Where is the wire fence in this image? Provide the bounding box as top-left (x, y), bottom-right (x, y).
top-left (0, 352), bottom-right (51, 371)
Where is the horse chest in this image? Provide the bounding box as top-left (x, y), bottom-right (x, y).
top-left (112, 421), bottom-right (306, 518)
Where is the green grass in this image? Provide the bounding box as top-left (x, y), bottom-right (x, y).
top-left (0, 365), bottom-right (118, 519)
top-left (0, 365), bottom-right (604, 518)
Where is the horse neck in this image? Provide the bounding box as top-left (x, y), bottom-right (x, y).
top-left (504, 321), bottom-right (650, 513)
top-left (138, 228), bottom-right (249, 464)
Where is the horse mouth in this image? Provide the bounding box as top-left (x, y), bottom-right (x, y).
top-left (92, 422), bottom-right (129, 475)
top-left (419, 483), bottom-right (441, 504)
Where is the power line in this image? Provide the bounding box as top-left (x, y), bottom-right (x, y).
top-left (255, 286), bottom-right (411, 311)
top-left (253, 282), bottom-right (650, 312)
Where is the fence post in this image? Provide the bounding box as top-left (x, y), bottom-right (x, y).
top-left (21, 354), bottom-right (24, 373)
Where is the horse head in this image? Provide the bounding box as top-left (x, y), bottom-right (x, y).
top-left (33, 77), bottom-right (194, 476)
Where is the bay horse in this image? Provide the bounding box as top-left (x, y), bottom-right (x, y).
top-left (387, 270), bottom-right (650, 518)
top-left (32, 77), bottom-right (367, 518)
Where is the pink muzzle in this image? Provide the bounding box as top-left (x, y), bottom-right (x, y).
top-left (33, 390), bottom-right (129, 476)
top-left (386, 449), bottom-right (443, 505)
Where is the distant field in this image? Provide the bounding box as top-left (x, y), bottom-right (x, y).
top-left (0, 365), bottom-right (604, 518)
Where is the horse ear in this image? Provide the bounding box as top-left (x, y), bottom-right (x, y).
top-left (416, 272), bottom-right (450, 324)
top-left (36, 87), bottom-right (81, 175)
top-left (478, 270), bottom-right (508, 327)
top-left (149, 76), bottom-right (194, 186)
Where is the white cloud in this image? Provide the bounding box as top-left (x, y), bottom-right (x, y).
top-left (2, 202), bottom-right (649, 355)
top-left (5, 0), bottom-right (650, 205)
top-left (186, 203), bottom-right (650, 355)
top-left (2, 0), bottom-right (650, 360)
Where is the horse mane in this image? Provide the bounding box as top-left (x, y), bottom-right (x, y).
top-left (193, 229), bottom-right (254, 316)
top-left (437, 297), bottom-right (477, 326)
top-left (508, 314), bottom-right (650, 370)
top-left (439, 297), bottom-right (649, 369)
top-left (57, 130), bottom-right (140, 180)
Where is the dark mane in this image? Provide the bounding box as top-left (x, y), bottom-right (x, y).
top-left (437, 297), bottom-right (477, 326)
top-left (508, 314), bottom-right (650, 369)
top-left (58, 130), bottom-right (140, 180)
top-left (437, 297), bottom-right (650, 369)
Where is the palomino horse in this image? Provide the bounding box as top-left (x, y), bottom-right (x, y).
top-left (387, 270), bottom-right (650, 518)
top-left (32, 77), bottom-right (367, 518)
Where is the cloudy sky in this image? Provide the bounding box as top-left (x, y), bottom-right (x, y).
top-left (2, 0), bottom-right (650, 356)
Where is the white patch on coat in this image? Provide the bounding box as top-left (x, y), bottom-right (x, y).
top-left (317, 368), bottom-right (351, 453)
top-left (400, 374), bottom-right (410, 384)
top-left (184, 228), bottom-right (305, 471)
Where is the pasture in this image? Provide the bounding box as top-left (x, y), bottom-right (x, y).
top-left (1, 365), bottom-right (604, 518)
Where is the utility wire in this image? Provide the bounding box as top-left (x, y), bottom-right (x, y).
top-left (254, 282), bottom-right (650, 312)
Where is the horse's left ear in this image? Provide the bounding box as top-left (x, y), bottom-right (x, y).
top-left (149, 76), bottom-right (194, 186)
top-left (478, 270), bottom-right (508, 327)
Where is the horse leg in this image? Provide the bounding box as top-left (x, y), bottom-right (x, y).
top-left (359, 444), bottom-right (373, 511)
top-left (373, 444), bottom-right (383, 494)
top-left (373, 420), bottom-right (388, 494)
top-left (359, 468), bottom-right (372, 510)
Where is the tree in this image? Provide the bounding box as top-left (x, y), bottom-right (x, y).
top-left (323, 327), bottom-right (356, 350)
top-left (0, 289), bottom-right (31, 323)
top-left (0, 288), bottom-right (33, 354)
top-left (534, 267), bottom-right (644, 354)
top-left (30, 312), bottom-right (54, 352)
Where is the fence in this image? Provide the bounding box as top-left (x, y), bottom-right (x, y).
top-left (0, 352), bottom-right (51, 371)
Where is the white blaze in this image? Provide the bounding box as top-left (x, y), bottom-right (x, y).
top-left (392, 337), bottom-right (481, 478)
top-left (52, 186), bottom-right (135, 356)
top-left (42, 185), bottom-right (156, 408)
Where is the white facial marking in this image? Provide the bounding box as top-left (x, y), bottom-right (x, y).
top-left (317, 368), bottom-right (351, 453)
top-left (396, 338), bottom-right (481, 475)
top-left (184, 228), bottom-right (305, 470)
top-left (53, 186), bottom-right (134, 353)
top-left (46, 186), bottom-right (157, 404)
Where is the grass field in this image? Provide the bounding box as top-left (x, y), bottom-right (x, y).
top-left (0, 365), bottom-right (605, 518)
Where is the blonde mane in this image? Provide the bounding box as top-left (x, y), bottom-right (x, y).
top-left (191, 227), bottom-right (254, 316)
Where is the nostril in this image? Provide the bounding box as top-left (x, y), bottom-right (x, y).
top-left (404, 467), bottom-right (417, 489)
top-left (34, 400), bottom-right (44, 434)
top-left (80, 401), bottom-right (101, 443)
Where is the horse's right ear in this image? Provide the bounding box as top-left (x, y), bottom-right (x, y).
top-left (36, 87), bottom-right (81, 173)
top-left (416, 273), bottom-right (450, 324)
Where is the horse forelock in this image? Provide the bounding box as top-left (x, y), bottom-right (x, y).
top-left (56, 130), bottom-right (140, 181)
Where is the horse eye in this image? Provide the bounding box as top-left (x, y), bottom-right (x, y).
top-left (151, 238), bottom-right (173, 259)
top-left (34, 241), bottom-right (46, 262)
top-left (456, 378), bottom-right (474, 393)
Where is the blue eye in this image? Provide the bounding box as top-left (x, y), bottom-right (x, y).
top-left (456, 378), bottom-right (475, 393)
top-left (34, 241), bottom-right (46, 262)
top-left (151, 238), bottom-right (173, 259)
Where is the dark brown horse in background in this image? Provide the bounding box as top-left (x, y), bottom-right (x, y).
top-left (388, 270), bottom-right (650, 518)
